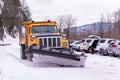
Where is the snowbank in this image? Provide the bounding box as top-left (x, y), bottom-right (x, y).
top-left (0, 35), bottom-right (120, 80)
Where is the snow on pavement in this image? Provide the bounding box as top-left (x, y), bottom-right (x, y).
top-left (0, 35), bottom-right (120, 80)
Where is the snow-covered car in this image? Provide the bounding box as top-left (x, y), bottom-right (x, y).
top-left (69, 40), bottom-right (79, 48)
top-left (95, 38), bottom-right (114, 55)
top-left (69, 40), bottom-right (76, 48)
top-left (69, 40), bottom-right (75, 44)
top-left (72, 41), bottom-right (81, 51)
top-left (107, 40), bottom-right (120, 57)
top-left (84, 38), bottom-right (99, 52)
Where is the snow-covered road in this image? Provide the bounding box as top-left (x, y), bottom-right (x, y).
top-left (0, 36), bottom-right (120, 80)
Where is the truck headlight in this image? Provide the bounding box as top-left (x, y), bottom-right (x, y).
top-left (63, 42), bottom-right (67, 46)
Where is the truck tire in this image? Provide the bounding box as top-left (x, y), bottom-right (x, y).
top-left (27, 53), bottom-right (33, 62)
top-left (20, 44), bottom-right (27, 60)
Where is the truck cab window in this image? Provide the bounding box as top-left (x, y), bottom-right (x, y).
top-left (32, 25), bottom-right (58, 33)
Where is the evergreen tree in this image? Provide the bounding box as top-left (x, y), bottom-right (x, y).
top-left (21, 0), bottom-right (32, 21)
top-left (0, 0), bottom-right (32, 40)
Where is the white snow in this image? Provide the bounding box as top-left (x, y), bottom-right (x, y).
top-left (0, 35), bottom-right (120, 80)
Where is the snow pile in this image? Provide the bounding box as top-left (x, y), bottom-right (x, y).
top-left (0, 36), bottom-right (120, 80)
top-left (0, 34), bottom-right (18, 44)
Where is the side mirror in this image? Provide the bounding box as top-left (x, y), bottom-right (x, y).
top-left (20, 27), bottom-right (25, 36)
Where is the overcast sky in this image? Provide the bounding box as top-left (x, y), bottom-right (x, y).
top-left (26, 0), bottom-right (120, 26)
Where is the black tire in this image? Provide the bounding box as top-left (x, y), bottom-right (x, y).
top-left (20, 44), bottom-right (27, 60)
top-left (27, 53), bottom-right (33, 62)
top-left (99, 48), bottom-right (104, 55)
top-left (118, 54), bottom-right (120, 58)
top-left (76, 47), bottom-right (80, 52)
top-left (103, 50), bottom-right (108, 56)
top-left (108, 53), bottom-right (113, 57)
top-left (113, 52), bottom-right (117, 57)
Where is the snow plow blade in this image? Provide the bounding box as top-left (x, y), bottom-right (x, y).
top-left (30, 48), bottom-right (87, 61)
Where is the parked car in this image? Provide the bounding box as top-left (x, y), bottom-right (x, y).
top-left (73, 39), bottom-right (89, 52)
top-left (69, 40), bottom-right (75, 44)
top-left (72, 41), bottom-right (81, 51)
top-left (84, 38), bottom-right (99, 53)
top-left (107, 40), bottom-right (120, 57)
top-left (69, 40), bottom-right (76, 48)
top-left (95, 38), bottom-right (115, 55)
top-left (69, 40), bottom-right (80, 48)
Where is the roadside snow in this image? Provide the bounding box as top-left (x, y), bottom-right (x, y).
top-left (0, 35), bottom-right (120, 80)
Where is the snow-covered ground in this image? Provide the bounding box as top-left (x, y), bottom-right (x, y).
top-left (0, 35), bottom-right (120, 80)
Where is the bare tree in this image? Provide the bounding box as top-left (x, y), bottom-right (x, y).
top-left (56, 14), bottom-right (76, 40)
top-left (92, 23), bottom-right (97, 35)
top-left (105, 13), bottom-right (113, 38)
top-left (70, 31), bottom-right (78, 40)
top-left (113, 9), bottom-right (120, 39)
top-left (57, 15), bottom-right (65, 33)
top-left (99, 14), bottom-right (104, 38)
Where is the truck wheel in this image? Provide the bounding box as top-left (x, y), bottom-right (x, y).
top-left (20, 44), bottom-right (27, 60)
top-left (27, 53), bottom-right (33, 62)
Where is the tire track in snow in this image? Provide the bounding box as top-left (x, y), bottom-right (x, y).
top-left (7, 53), bottom-right (80, 67)
top-left (7, 53), bottom-right (60, 67)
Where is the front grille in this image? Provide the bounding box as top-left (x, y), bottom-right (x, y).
top-left (39, 38), bottom-right (42, 47)
top-left (53, 38), bottom-right (56, 47)
top-left (57, 38), bottom-right (60, 46)
top-left (48, 38), bottom-right (52, 47)
top-left (39, 37), bottom-right (61, 48)
top-left (44, 38), bottom-right (47, 47)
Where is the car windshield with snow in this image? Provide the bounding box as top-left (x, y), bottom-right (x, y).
top-left (32, 25), bottom-right (58, 33)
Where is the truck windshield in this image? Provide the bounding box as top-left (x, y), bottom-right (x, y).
top-left (32, 25), bottom-right (58, 33)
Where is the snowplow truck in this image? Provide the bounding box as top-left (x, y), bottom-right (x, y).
top-left (19, 20), bottom-right (87, 66)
